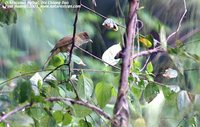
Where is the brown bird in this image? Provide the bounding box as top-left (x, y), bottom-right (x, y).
top-left (42, 32), bottom-right (92, 69)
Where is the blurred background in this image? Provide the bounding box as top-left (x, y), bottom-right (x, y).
top-left (0, 0), bottom-right (200, 126)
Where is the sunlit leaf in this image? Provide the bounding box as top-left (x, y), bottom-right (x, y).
top-left (53, 110), bottom-right (63, 124)
top-left (131, 86), bottom-right (143, 99)
top-left (146, 62), bottom-right (153, 73)
top-left (63, 113), bottom-right (72, 125)
top-left (102, 44), bottom-right (122, 66)
top-left (139, 36), bottom-right (153, 48)
top-left (95, 82), bottom-right (112, 108)
top-left (162, 86), bottom-right (177, 103)
top-left (49, 55), bottom-right (64, 67)
top-left (133, 117), bottom-right (146, 127)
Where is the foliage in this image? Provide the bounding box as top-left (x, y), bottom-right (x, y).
top-left (0, 0), bottom-right (200, 127)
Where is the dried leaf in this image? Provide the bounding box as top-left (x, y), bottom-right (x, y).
top-left (102, 18), bottom-right (118, 31)
top-left (162, 68), bottom-right (178, 79)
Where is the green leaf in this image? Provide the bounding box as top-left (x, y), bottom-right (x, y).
top-left (131, 86), bottom-right (143, 99)
top-left (162, 86), bottom-right (177, 104)
top-left (27, 107), bottom-right (47, 121)
top-left (13, 80), bottom-right (33, 103)
top-left (139, 35), bottom-right (153, 48)
top-left (72, 54), bottom-right (86, 66)
top-left (0, 8), bottom-right (17, 26)
top-left (146, 62), bottom-right (153, 73)
top-left (53, 110), bottom-right (63, 123)
top-left (62, 113), bottom-right (72, 125)
top-left (78, 119), bottom-right (92, 127)
top-left (41, 115), bottom-right (56, 127)
top-left (8, 114), bottom-right (34, 127)
top-left (144, 84), bottom-right (159, 102)
top-left (95, 82), bottom-right (112, 108)
top-left (77, 74), bottom-right (94, 100)
top-left (49, 55), bottom-right (64, 67)
top-left (72, 104), bottom-right (92, 118)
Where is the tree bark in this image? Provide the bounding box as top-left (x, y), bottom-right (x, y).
top-left (112, 0), bottom-right (139, 127)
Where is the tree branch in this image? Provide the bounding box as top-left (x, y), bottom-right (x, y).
top-left (131, 47), bottom-right (163, 60)
top-left (112, 0), bottom-right (139, 126)
top-left (46, 97), bottom-right (114, 124)
top-left (67, 0), bottom-right (81, 76)
top-left (0, 103), bottom-right (31, 122)
top-left (0, 97), bottom-right (114, 125)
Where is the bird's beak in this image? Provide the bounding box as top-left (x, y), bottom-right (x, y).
top-left (88, 39), bottom-right (93, 43)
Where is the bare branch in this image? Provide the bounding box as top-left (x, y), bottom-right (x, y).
top-left (46, 97), bottom-right (114, 123)
top-left (0, 103), bottom-right (31, 122)
top-left (131, 47), bottom-right (163, 60)
top-left (166, 0), bottom-right (187, 42)
top-left (0, 97), bottom-right (114, 124)
top-left (67, 0), bottom-right (82, 76)
top-left (75, 46), bottom-right (121, 70)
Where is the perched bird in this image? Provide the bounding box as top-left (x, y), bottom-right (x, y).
top-left (42, 32), bottom-right (92, 69)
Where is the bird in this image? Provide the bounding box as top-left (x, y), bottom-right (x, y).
top-left (42, 32), bottom-right (92, 70)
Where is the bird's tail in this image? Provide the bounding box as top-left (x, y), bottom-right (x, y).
top-left (42, 53), bottom-right (53, 70)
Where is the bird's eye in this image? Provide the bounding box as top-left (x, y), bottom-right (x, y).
top-left (83, 32), bottom-right (89, 38)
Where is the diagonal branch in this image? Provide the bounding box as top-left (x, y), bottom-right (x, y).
top-left (0, 103), bottom-right (31, 122)
top-left (131, 47), bottom-right (163, 60)
top-left (0, 97), bottom-right (114, 125)
top-left (46, 97), bottom-right (114, 123)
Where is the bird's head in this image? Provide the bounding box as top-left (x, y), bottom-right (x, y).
top-left (78, 32), bottom-right (93, 44)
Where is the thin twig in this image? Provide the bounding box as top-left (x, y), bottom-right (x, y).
top-left (69, 79), bottom-right (80, 99)
top-left (131, 47), bottom-right (163, 60)
top-left (0, 68), bottom-right (119, 86)
top-left (140, 56), bottom-right (150, 72)
top-left (43, 64), bottom-right (66, 81)
top-left (166, 0), bottom-right (187, 42)
top-left (67, 0), bottom-right (82, 77)
top-left (75, 46), bottom-right (121, 70)
top-left (0, 103), bottom-right (31, 122)
top-left (81, 4), bottom-right (126, 29)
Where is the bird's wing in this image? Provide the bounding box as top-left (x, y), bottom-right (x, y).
top-left (50, 36), bottom-right (74, 52)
